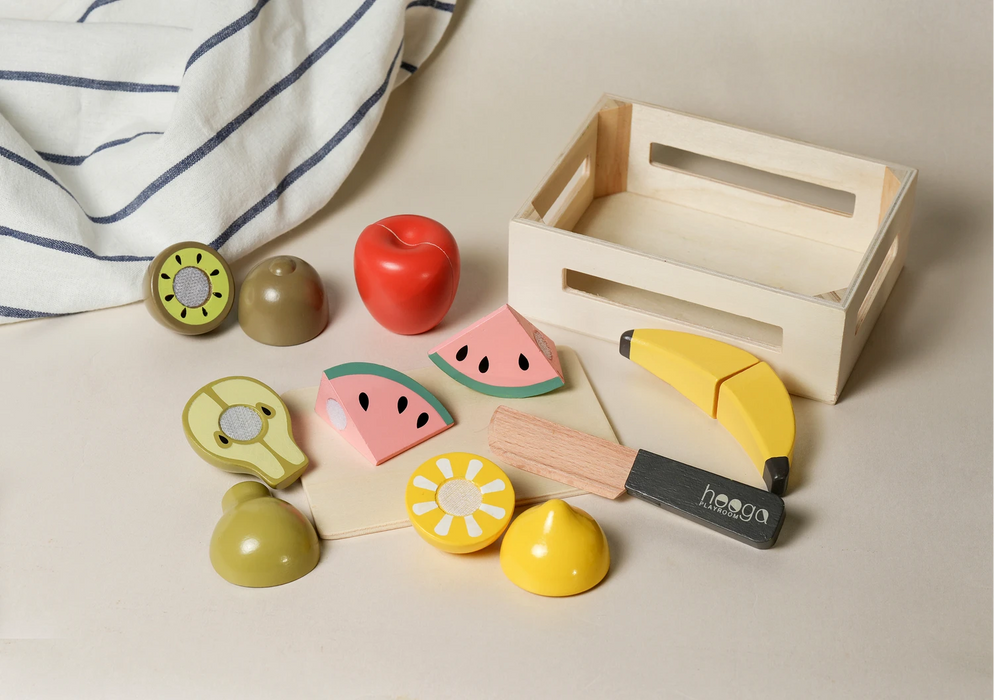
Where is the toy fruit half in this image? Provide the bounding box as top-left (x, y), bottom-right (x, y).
top-left (620, 329), bottom-right (794, 495)
top-left (144, 241), bottom-right (234, 335)
top-left (405, 452), bottom-right (514, 553)
top-left (429, 304), bottom-right (565, 398)
top-left (210, 481), bottom-right (320, 588)
top-left (238, 255), bottom-right (328, 346)
top-left (183, 376), bottom-right (308, 489)
top-left (500, 499), bottom-right (610, 597)
top-left (316, 362), bottom-right (454, 465)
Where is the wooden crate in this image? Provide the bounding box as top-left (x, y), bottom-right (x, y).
top-left (508, 95), bottom-right (917, 403)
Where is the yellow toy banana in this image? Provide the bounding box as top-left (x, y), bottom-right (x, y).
top-left (619, 330), bottom-right (794, 495)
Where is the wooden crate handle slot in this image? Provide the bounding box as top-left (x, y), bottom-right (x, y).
top-left (563, 269), bottom-right (784, 352)
top-left (533, 156), bottom-right (590, 229)
top-left (625, 103), bottom-right (884, 251)
top-left (647, 143), bottom-right (857, 217)
top-left (854, 235), bottom-right (900, 335)
top-left (531, 118), bottom-right (598, 230)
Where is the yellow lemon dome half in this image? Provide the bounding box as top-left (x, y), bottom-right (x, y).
top-left (500, 499), bottom-right (610, 597)
top-left (405, 453), bottom-right (515, 554)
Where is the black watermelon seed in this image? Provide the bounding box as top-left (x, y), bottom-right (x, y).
top-left (180, 308), bottom-right (187, 318)
top-left (161, 273), bottom-right (170, 279)
top-left (202, 307), bottom-right (208, 316)
top-left (416, 412), bottom-right (429, 428)
top-left (164, 294), bottom-right (174, 302)
top-left (455, 345), bottom-right (468, 362)
top-left (211, 269), bottom-right (219, 276)
top-left (518, 353), bottom-right (530, 371)
top-left (218, 435), bottom-right (229, 445)
top-left (358, 392), bottom-right (369, 411)
top-left (261, 406), bottom-right (272, 416)
top-left (175, 254), bottom-right (182, 265)
top-left (213, 292), bottom-right (222, 298)
top-left (478, 356), bottom-right (489, 374)
top-left (196, 252), bottom-right (202, 263)
top-left (397, 396), bottom-right (408, 414)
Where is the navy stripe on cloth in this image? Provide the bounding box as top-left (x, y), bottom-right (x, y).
top-left (0, 70), bottom-right (178, 93)
top-left (0, 305), bottom-right (64, 319)
top-left (400, 61), bottom-right (418, 73)
top-left (0, 0), bottom-right (378, 225)
top-left (405, 0), bottom-right (455, 11)
top-left (1, 43), bottom-right (399, 318)
top-left (1, 225), bottom-right (153, 262)
top-left (212, 42), bottom-right (402, 251)
top-left (187, 0), bottom-right (272, 72)
top-left (38, 131), bottom-right (164, 166)
top-left (0, 34), bottom-right (398, 277)
top-left (78, 0), bottom-right (122, 22)
top-left (0, 147), bottom-right (74, 198)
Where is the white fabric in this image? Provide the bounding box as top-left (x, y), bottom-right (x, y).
top-left (0, 0), bottom-right (454, 322)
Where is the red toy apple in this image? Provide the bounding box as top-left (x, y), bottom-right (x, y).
top-left (354, 215), bottom-right (460, 335)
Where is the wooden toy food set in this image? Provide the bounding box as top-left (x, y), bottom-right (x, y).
top-left (507, 95), bottom-right (917, 403)
top-left (152, 97), bottom-right (917, 592)
top-left (286, 347), bottom-right (609, 540)
top-left (170, 268), bottom-right (790, 584)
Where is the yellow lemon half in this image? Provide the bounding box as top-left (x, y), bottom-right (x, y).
top-left (500, 499), bottom-right (610, 597)
top-left (405, 453), bottom-right (515, 554)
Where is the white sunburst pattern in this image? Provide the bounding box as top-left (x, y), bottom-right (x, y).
top-left (406, 454), bottom-right (514, 548)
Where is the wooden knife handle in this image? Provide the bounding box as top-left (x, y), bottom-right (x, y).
top-left (488, 405), bottom-right (637, 498)
top-left (625, 450), bottom-right (785, 548)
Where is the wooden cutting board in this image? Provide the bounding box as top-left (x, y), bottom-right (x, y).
top-left (283, 348), bottom-right (616, 540)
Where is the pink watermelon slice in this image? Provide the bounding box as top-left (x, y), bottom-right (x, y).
top-left (428, 305), bottom-right (565, 398)
top-left (315, 362), bottom-right (454, 465)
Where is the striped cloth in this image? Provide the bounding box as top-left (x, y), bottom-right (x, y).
top-left (0, 0), bottom-right (454, 322)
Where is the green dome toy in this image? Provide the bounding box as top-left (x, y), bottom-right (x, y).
top-left (210, 481), bottom-right (320, 587)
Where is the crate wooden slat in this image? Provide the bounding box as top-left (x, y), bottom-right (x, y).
top-left (508, 95), bottom-right (917, 403)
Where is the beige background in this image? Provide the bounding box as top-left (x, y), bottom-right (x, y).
top-left (1, 1), bottom-right (991, 697)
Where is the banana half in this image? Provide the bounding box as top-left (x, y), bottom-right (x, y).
top-left (620, 330), bottom-right (793, 496)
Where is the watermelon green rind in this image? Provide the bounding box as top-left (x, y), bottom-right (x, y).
top-left (428, 353), bottom-right (565, 398)
top-left (321, 362), bottom-right (454, 425)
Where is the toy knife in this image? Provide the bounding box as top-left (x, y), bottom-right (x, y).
top-left (488, 406), bottom-right (784, 549)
